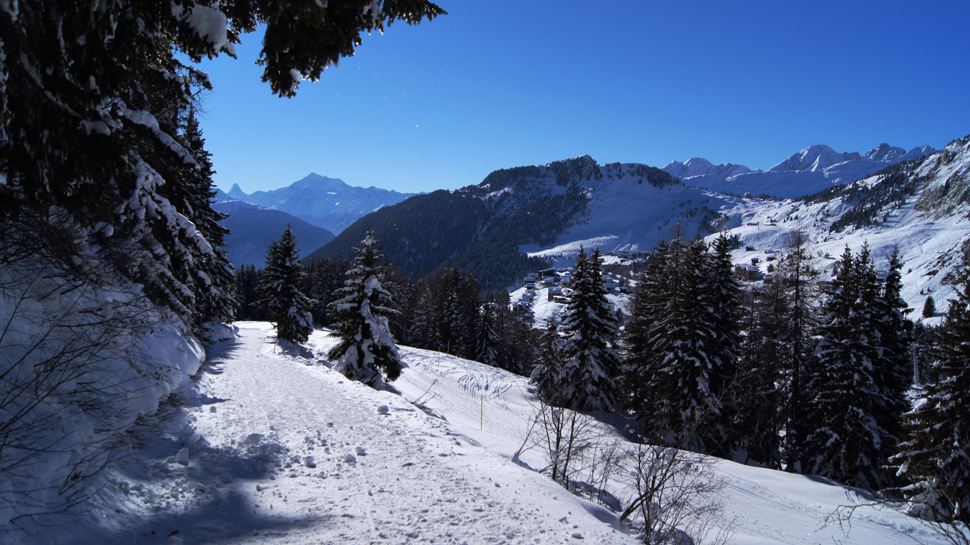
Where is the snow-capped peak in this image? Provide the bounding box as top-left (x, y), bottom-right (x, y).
top-left (900, 145), bottom-right (936, 162)
top-left (663, 158), bottom-right (752, 180)
top-left (864, 143), bottom-right (908, 162)
top-left (227, 183), bottom-right (248, 200)
top-left (768, 144), bottom-right (860, 173)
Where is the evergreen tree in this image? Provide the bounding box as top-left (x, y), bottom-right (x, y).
top-left (408, 278), bottom-right (440, 351)
top-left (2, 0), bottom-right (442, 324)
top-left (802, 245), bottom-right (901, 488)
top-left (894, 255), bottom-right (970, 526)
top-left (923, 296), bottom-right (937, 318)
top-left (873, 247), bottom-right (912, 454)
top-left (471, 304), bottom-right (502, 367)
top-left (493, 293), bottom-right (536, 376)
top-left (327, 229), bottom-right (402, 388)
top-left (179, 109), bottom-right (236, 323)
top-left (622, 238), bottom-right (678, 418)
top-left (259, 224), bottom-right (313, 343)
top-left (304, 257), bottom-right (350, 327)
top-left (380, 264), bottom-right (415, 346)
top-left (552, 247), bottom-right (621, 412)
top-left (645, 240), bottom-right (732, 452)
top-left (776, 229), bottom-right (821, 469)
top-left (733, 281), bottom-right (788, 468)
top-left (531, 320), bottom-right (565, 401)
top-left (235, 264), bottom-right (266, 321)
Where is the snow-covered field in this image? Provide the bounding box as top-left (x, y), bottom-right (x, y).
top-left (42, 322), bottom-right (950, 545)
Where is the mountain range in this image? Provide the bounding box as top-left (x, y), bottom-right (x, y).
top-left (220, 137), bottom-right (967, 311)
top-left (312, 136), bottom-right (968, 304)
top-left (213, 192), bottom-right (335, 267)
top-left (227, 173), bottom-right (415, 234)
top-left (664, 143), bottom-right (935, 198)
top-left (707, 135), bottom-right (970, 317)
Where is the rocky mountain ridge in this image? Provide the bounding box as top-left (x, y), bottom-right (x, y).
top-left (664, 143), bottom-right (936, 198)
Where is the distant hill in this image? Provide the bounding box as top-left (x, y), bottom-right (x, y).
top-left (214, 192), bottom-right (335, 267)
top-left (309, 155), bottom-right (731, 290)
top-left (227, 173), bottom-right (415, 234)
top-left (664, 143), bottom-right (935, 198)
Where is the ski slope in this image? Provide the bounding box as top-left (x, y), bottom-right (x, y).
top-left (77, 323), bottom-right (949, 545)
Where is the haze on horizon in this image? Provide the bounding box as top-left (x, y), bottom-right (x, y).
top-left (199, 0), bottom-right (970, 195)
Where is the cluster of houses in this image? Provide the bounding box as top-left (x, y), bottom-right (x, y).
top-left (512, 264), bottom-right (633, 323)
top-left (735, 248), bottom-right (777, 282)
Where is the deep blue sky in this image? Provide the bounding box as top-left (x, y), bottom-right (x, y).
top-left (199, 1), bottom-right (970, 194)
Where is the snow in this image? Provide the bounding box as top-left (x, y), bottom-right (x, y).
top-left (705, 140), bottom-right (970, 325)
top-left (29, 322), bottom-right (954, 544)
top-left (179, 4), bottom-right (234, 56)
top-left (664, 143), bottom-right (936, 199)
top-left (0, 266), bottom-right (203, 542)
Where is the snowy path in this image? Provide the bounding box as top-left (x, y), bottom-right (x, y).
top-left (102, 322), bottom-right (636, 545)
top-left (85, 321), bottom-right (952, 545)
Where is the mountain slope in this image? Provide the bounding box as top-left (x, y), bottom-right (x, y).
top-left (664, 143), bottom-right (935, 198)
top-left (709, 134), bottom-right (970, 317)
top-left (314, 137), bottom-right (962, 296)
top-left (310, 156), bottom-right (717, 289)
top-left (214, 194), bottom-right (335, 267)
top-left (69, 323), bottom-right (949, 544)
top-left (227, 174), bottom-right (415, 234)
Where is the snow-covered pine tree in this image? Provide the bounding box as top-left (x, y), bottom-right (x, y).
top-left (327, 229), bottom-right (402, 388)
top-left (532, 320), bottom-right (565, 402)
top-left (553, 247), bottom-right (621, 412)
top-left (622, 238), bottom-right (677, 419)
top-left (733, 277), bottom-right (788, 468)
top-left (259, 224), bottom-right (314, 344)
top-left (2, 0), bottom-right (444, 323)
top-left (471, 304), bottom-right (502, 368)
top-left (646, 240), bottom-right (733, 452)
top-left (894, 254), bottom-right (970, 526)
top-left (699, 233), bottom-right (743, 457)
top-left (802, 244), bottom-right (899, 488)
top-left (776, 229), bottom-right (821, 469)
top-left (179, 109), bottom-right (237, 323)
top-left (873, 247), bottom-right (912, 457)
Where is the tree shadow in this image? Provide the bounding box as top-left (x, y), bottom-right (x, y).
top-left (105, 489), bottom-right (338, 545)
top-left (105, 419), bottom-right (337, 544)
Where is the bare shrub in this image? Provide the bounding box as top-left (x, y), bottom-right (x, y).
top-left (514, 394), bottom-right (624, 508)
top-left (1, 207), bottom-right (164, 528)
top-left (619, 445), bottom-right (732, 545)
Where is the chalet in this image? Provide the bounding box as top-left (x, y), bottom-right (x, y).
top-left (539, 268), bottom-right (559, 285)
top-left (735, 264), bottom-right (760, 282)
top-left (547, 286), bottom-right (563, 302)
